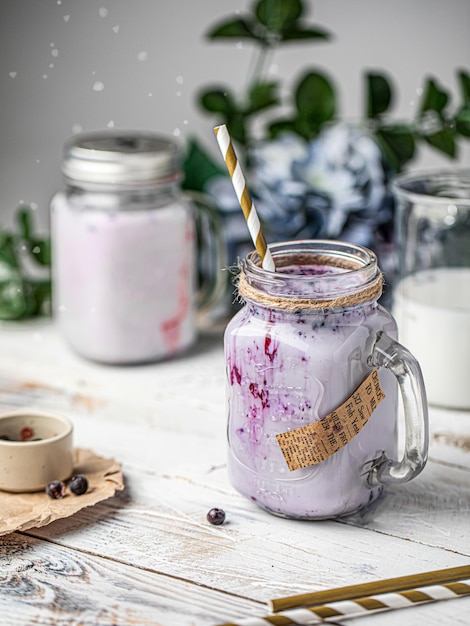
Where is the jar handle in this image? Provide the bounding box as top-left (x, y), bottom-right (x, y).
top-left (366, 331), bottom-right (429, 486)
top-left (185, 190), bottom-right (228, 316)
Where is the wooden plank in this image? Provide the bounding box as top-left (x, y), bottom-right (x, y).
top-left (26, 462), bottom-right (470, 604)
top-left (0, 532), bottom-right (262, 626)
top-left (2, 528), bottom-right (469, 626)
top-left (0, 326), bottom-right (227, 441)
top-left (3, 387), bottom-right (465, 562)
top-left (428, 405), bottom-right (470, 471)
top-left (341, 460), bottom-right (470, 552)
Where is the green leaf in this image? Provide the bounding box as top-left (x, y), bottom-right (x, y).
top-left (269, 116), bottom-right (320, 141)
top-left (34, 281), bottom-right (52, 314)
top-left (0, 278), bottom-right (26, 320)
top-left (246, 81), bottom-right (279, 114)
top-left (16, 206), bottom-right (33, 241)
top-left (0, 271), bottom-right (51, 320)
top-left (11, 278), bottom-right (51, 319)
top-left (199, 88), bottom-right (237, 116)
top-left (455, 106), bottom-right (470, 137)
top-left (366, 72), bottom-right (393, 119)
top-left (29, 238), bottom-right (51, 266)
top-left (0, 278), bottom-right (39, 320)
top-left (0, 233), bottom-right (19, 269)
top-left (224, 114), bottom-right (248, 146)
top-left (424, 128), bottom-right (457, 158)
top-left (206, 17), bottom-right (258, 40)
top-left (182, 138), bottom-right (225, 192)
top-left (267, 118), bottom-right (299, 138)
top-left (419, 78), bottom-right (449, 117)
top-left (255, 0), bottom-right (303, 33)
top-left (293, 116), bottom-right (320, 140)
top-left (375, 126), bottom-right (416, 173)
top-left (281, 25), bottom-right (331, 42)
top-left (0, 205), bottom-right (51, 320)
top-left (457, 69), bottom-right (470, 102)
top-left (294, 70), bottom-right (336, 135)
top-left (196, 89), bottom-right (249, 146)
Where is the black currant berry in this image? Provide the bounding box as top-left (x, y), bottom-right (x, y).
top-left (206, 507), bottom-right (226, 525)
top-left (45, 480), bottom-right (66, 499)
top-left (69, 475), bottom-right (88, 496)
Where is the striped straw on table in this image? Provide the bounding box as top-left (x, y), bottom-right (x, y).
top-left (215, 565), bottom-right (470, 626)
top-left (214, 124), bottom-right (275, 272)
top-left (268, 564), bottom-right (470, 612)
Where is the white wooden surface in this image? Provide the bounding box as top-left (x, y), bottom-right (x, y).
top-left (0, 319), bottom-right (469, 626)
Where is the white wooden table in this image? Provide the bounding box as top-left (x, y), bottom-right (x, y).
top-left (0, 319), bottom-right (469, 626)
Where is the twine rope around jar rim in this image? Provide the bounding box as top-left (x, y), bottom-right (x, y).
top-left (237, 254), bottom-right (384, 311)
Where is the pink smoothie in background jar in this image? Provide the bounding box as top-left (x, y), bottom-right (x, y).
top-left (225, 240), bottom-right (428, 519)
top-left (51, 131), bottom-right (196, 364)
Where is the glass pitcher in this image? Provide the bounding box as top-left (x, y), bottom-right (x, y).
top-left (391, 169), bottom-right (470, 409)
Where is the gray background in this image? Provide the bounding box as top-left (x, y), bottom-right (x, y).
top-left (1, 0), bottom-right (469, 232)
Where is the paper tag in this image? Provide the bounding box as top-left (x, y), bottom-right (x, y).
top-left (276, 368), bottom-right (386, 471)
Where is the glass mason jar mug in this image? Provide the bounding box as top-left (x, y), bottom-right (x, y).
top-left (391, 169), bottom-right (470, 409)
top-left (225, 240), bottom-right (428, 519)
top-left (51, 131), bottom-right (225, 364)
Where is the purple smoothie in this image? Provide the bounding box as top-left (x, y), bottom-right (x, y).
top-left (51, 191), bottom-right (196, 363)
top-left (225, 254), bottom-right (399, 519)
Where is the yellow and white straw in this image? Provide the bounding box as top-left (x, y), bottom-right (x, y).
top-left (214, 124), bottom-right (275, 272)
top-left (216, 579), bottom-right (470, 625)
top-left (215, 565), bottom-right (470, 626)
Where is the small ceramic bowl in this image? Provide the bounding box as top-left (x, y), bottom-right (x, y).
top-left (0, 410), bottom-right (74, 493)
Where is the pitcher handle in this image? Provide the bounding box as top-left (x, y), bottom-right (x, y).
top-left (366, 331), bottom-right (429, 486)
top-left (185, 190), bottom-right (228, 316)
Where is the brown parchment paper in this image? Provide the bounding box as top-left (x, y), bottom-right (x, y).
top-left (276, 368), bottom-right (386, 471)
top-left (0, 448), bottom-right (124, 536)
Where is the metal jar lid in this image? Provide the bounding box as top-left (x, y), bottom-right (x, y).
top-left (61, 131), bottom-right (182, 186)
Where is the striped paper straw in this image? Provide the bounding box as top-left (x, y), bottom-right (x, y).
top-left (269, 564), bottom-right (470, 612)
top-left (215, 578), bottom-right (470, 625)
top-left (214, 124), bottom-right (275, 272)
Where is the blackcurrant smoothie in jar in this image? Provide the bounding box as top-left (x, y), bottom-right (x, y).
top-left (225, 240), bottom-right (428, 520)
